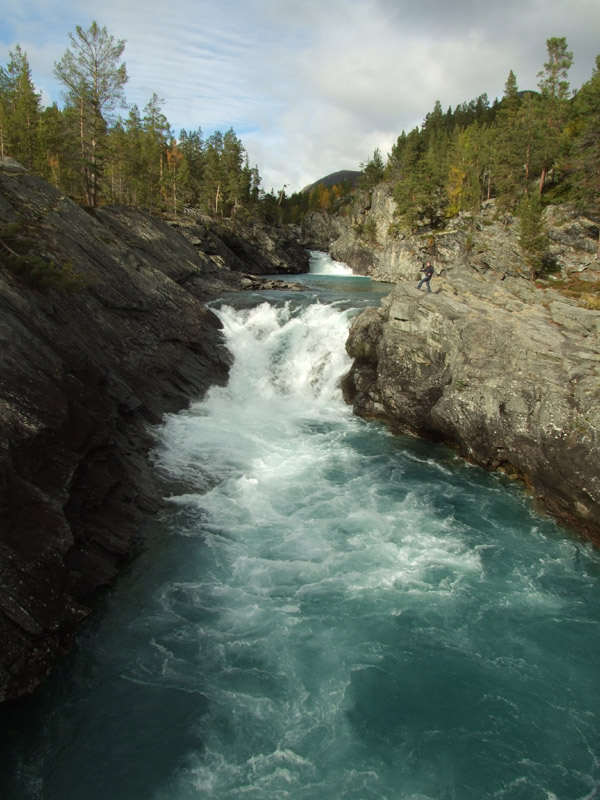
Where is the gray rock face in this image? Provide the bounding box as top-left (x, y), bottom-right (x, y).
top-left (343, 272), bottom-right (600, 540)
top-left (179, 210), bottom-right (310, 275)
top-left (300, 211), bottom-right (348, 252)
top-left (0, 160), bottom-right (307, 701)
top-left (312, 183), bottom-right (599, 284)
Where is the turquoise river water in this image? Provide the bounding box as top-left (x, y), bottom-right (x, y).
top-left (1, 252), bottom-right (600, 800)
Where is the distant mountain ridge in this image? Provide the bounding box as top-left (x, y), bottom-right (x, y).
top-left (301, 169), bottom-right (362, 194)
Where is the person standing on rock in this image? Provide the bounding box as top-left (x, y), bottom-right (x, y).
top-left (418, 262), bottom-right (434, 292)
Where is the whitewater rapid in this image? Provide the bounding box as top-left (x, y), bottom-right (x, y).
top-left (2, 257), bottom-right (600, 800)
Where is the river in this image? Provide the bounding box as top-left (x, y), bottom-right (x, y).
top-left (1, 251), bottom-right (600, 799)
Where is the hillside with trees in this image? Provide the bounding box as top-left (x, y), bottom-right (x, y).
top-left (0, 22), bottom-right (261, 219)
top-left (1, 29), bottom-right (598, 256)
top-left (345, 38), bottom-right (599, 258)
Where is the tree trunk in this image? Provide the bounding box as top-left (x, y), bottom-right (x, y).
top-left (79, 97), bottom-right (91, 206)
top-left (90, 136), bottom-right (97, 207)
top-left (539, 165), bottom-right (547, 197)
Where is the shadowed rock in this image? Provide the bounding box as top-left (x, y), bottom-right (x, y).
top-left (0, 159), bottom-right (308, 701)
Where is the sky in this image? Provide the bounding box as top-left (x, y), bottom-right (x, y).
top-left (1, 0), bottom-right (599, 194)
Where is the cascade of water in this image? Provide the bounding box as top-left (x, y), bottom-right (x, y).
top-left (153, 301), bottom-right (355, 495)
top-left (3, 284), bottom-right (600, 800)
top-left (309, 250), bottom-right (354, 275)
top-left (148, 299), bottom-right (600, 800)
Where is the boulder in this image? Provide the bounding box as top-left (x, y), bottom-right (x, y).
top-left (343, 272), bottom-right (600, 540)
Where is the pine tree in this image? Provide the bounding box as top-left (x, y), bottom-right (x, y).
top-left (222, 128), bottom-right (246, 216)
top-left (178, 128), bottom-right (204, 206)
top-left (54, 21), bottom-right (128, 206)
top-left (361, 147), bottom-right (384, 190)
top-left (518, 193), bottom-right (549, 279)
top-left (419, 100), bottom-right (450, 220)
top-left (165, 138), bottom-right (189, 219)
top-left (104, 119), bottom-right (129, 202)
top-left (536, 37), bottom-right (573, 195)
top-left (538, 37), bottom-right (573, 101)
top-left (0, 45), bottom-right (41, 168)
top-left (392, 127), bottom-right (423, 228)
top-left (569, 54), bottom-right (600, 256)
top-left (201, 131), bottom-right (224, 215)
top-left (492, 71), bottom-right (525, 208)
top-left (386, 131), bottom-right (407, 181)
top-left (248, 163), bottom-right (261, 207)
top-left (36, 103), bottom-right (66, 187)
top-left (141, 94), bottom-right (171, 211)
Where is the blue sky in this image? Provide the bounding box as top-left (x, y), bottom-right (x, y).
top-left (1, 0), bottom-right (599, 193)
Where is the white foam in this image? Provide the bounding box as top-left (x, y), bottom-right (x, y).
top-left (146, 294), bottom-right (600, 800)
top-left (309, 250), bottom-right (354, 275)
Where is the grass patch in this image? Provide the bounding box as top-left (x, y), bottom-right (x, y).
top-left (541, 273), bottom-right (600, 308)
top-left (0, 223), bottom-right (86, 291)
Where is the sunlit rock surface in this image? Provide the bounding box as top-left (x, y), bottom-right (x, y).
top-left (343, 272), bottom-right (600, 540)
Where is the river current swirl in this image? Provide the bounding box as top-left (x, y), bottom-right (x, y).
top-left (2, 252), bottom-right (600, 800)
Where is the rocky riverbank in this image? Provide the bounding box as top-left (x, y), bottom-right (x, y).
top-left (0, 158), bottom-right (308, 702)
top-left (342, 273), bottom-right (600, 540)
top-left (301, 183), bottom-right (600, 541)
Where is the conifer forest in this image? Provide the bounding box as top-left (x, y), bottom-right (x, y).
top-left (1, 25), bottom-right (599, 229)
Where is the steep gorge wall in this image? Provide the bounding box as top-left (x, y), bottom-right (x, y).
top-left (303, 182), bottom-right (599, 283)
top-left (0, 159), bottom-right (308, 701)
top-left (319, 184), bottom-right (600, 540)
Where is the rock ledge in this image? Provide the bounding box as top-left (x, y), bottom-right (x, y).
top-left (343, 272), bottom-right (600, 540)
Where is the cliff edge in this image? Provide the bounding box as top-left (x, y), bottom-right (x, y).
top-left (0, 159), bottom-right (307, 701)
top-left (343, 272), bottom-right (600, 540)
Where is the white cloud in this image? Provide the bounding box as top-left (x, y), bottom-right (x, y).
top-left (1, 0), bottom-right (599, 193)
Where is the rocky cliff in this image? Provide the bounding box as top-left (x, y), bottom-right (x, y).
top-left (304, 183), bottom-right (599, 282)
top-left (0, 159), bottom-right (309, 702)
top-left (334, 185), bottom-right (600, 541)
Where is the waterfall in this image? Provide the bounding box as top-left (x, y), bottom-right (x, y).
top-left (309, 250), bottom-right (355, 275)
top-left (4, 283), bottom-right (600, 800)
